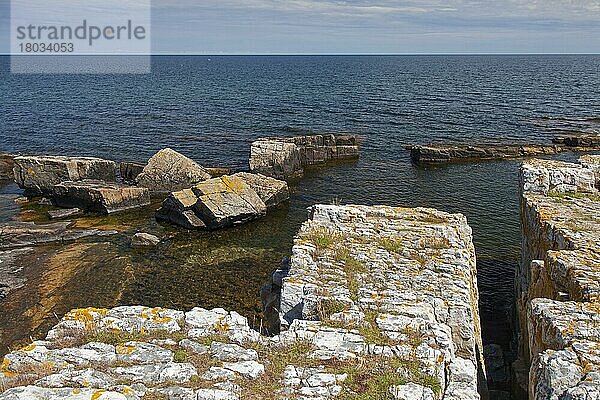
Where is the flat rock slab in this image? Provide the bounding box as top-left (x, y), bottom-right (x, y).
top-left (52, 180), bottom-right (150, 214)
top-left (13, 155), bottom-right (117, 196)
top-left (409, 144), bottom-right (562, 164)
top-left (156, 173), bottom-right (288, 230)
top-left (278, 204), bottom-right (483, 399)
top-left (0, 221), bottom-right (109, 249)
top-left (48, 208), bottom-right (82, 219)
top-left (136, 148), bottom-right (211, 192)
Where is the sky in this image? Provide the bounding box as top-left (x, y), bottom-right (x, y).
top-left (1, 0), bottom-right (599, 54)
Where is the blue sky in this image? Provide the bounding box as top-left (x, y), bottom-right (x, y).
top-left (1, 0), bottom-right (600, 54)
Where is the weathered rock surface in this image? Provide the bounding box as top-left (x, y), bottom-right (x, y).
top-left (249, 134), bottom-right (359, 179)
top-left (278, 204), bottom-right (484, 399)
top-left (409, 144), bottom-right (562, 164)
top-left (552, 134), bottom-right (600, 148)
top-left (131, 233), bottom-right (160, 247)
top-left (517, 158), bottom-right (600, 399)
top-left (206, 167), bottom-right (234, 178)
top-left (580, 154), bottom-right (600, 188)
top-left (0, 154), bottom-right (16, 180)
top-left (0, 248), bottom-right (33, 300)
top-left (156, 174), bottom-right (288, 230)
top-left (119, 162), bottom-right (145, 183)
top-left (0, 221), bottom-right (110, 249)
top-left (48, 208), bottom-right (82, 219)
top-left (52, 180), bottom-right (150, 214)
top-left (135, 148), bottom-right (211, 192)
top-left (1, 204), bottom-right (483, 399)
top-left (234, 172), bottom-right (290, 209)
top-left (13, 156), bottom-right (117, 196)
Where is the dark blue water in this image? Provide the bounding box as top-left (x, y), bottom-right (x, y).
top-left (1, 55), bottom-right (599, 351)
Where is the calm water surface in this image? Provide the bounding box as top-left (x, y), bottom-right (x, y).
top-left (1, 55), bottom-right (599, 355)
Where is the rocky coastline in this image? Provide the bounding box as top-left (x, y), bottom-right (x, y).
top-left (0, 204), bottom-right (484, 400)
top-left (516, 156), bottom-right (600, 399)
top-left (1, 134), bottom-right (600, 399)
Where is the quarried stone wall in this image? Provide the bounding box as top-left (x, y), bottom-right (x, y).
top-left (249, 135), bottom-right (359, 180)
top-left (278, 204), bottom-right (484, 399)
top-left (517, 156), bottom-right (600, 399)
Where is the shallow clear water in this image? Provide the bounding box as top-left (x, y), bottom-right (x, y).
top-left (1, 55), bottom-right (599, 353)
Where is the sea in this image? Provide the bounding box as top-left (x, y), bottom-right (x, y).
top-left (1, 55), bottom-right (599, 366)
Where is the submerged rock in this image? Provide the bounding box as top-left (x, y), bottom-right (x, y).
top-left (131, 232), bottom-right (160, 246)
top-left (409, 144), bottom-right (562, 164)
top-left (135, 148), bottom-right (211, 192)
top-left (48, 208), bottom-right (82, 219)
top-left (156, 174), bottom-right (288, 230)
top-left (13, 155), bottom-right (117, 196)
top-left (120, 161), bottom-right (146, 183)
top-left (52, 180), bottom-right (151, 214)
top-left (0, 221), bottom-right (108, 249)
top-left (0, 248), bottom-right (33, 300)
top-left (0, 154), bottom-right (16, 180)
top-left (249, 134), bottom-right (359, 179)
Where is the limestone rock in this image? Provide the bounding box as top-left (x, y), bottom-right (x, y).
top-left (0, 221), bottom-right (107, 249)
top-left (580, 154), bottom-right (600, 188)
top-left (135, 148), bottom-right (211, 192)
top-left (48, 208), bottom-right (82, 219)
top-left (520, 159), bottom-right (596, 195)
top-left (13, 155), bottom-right (117, 195)
top-left (518, 158), bottom-right (600, 399)
top-left (120, 162), bottom-right (145, 183)
top-left (249, 140), bottom-right (302, 179)
top-left (131, 233), bottom-right (160, 247)
top-left (390, 383), bottom-right (436, 400)
top-left (232, 172), bottom-right (289, 208)
top-left (206, 167), bottom-right (234, 178)
top-left (409, 144), bottom-right (562, 164)
top-left (156, 175), bottom-right (272, 230)
top-left (249, 134), bottom-right (359, 179)
top-left (52, 180), bottom-right (150, 214)
top-left (0, 154), bottom-right (16, 180)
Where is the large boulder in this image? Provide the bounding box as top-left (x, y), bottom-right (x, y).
top-left (233, 172), bottom-right (289, 208)
top-left (136, 148), bottom-right (211, 192)
top-left (13, 155), bottom-right (117, 195)
top-left (52, 180), bottom-right (150, 214)
top-left (0, 154), bottom-right (16, 180)
top-left (157, 174), bottom-right (287, 230)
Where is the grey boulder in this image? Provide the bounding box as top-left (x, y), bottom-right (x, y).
top-left (52, 180), bottom-right (150, 214)
top-left (13, 155), bottom-right (117, 195)
top-left (132, 232), bottom-right (161, 246)
top-left (136, 148), bottom-right (211, 192)
top-left (157, 173), bottom-right (287, 230)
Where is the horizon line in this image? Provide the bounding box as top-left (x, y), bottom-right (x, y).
top-left (1, 52), bottom-right (599, 56)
